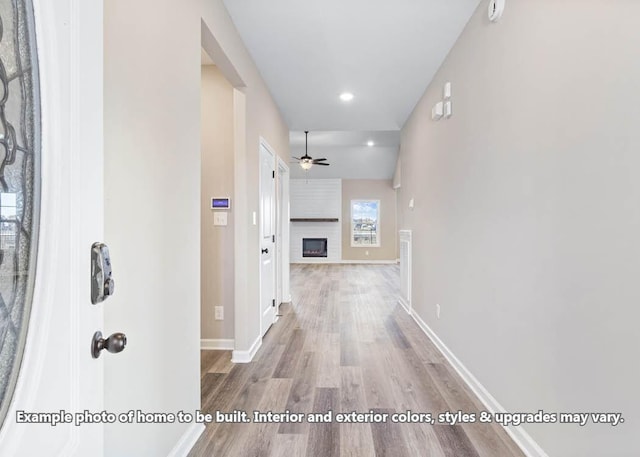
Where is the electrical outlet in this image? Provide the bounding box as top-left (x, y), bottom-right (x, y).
top-left (215, 306), bottom-right (224, 320)
top-left (436, 304), bottom-right (441, 319)
top-left (365, 250), bottom-right (369, 256)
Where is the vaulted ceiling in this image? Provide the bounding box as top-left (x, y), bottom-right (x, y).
top-left (223, 0), bottom-right (481, 178)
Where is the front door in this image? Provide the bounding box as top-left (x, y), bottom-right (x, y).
top-left (0, 1), bottom-right (104, 455)
top-left (259, 141), bottom-right (276, 336)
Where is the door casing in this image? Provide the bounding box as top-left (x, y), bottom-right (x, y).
top-left (259, 139), bottom-right (277, 337)
top-left (276, 157), bottom-right (291, 307)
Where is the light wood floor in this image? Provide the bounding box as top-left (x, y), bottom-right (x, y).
top-left (189, 264), bottom-right (525, 457)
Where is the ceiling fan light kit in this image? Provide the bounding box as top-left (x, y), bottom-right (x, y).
top-left (292, 131), bottom-right (331, 171)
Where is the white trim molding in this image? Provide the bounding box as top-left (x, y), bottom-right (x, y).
top-left (200, 339), bottom-right (235, 351)
top-left (339, 260), bottom-right (397, 265)
top-left (398, 298), bottom-right (411, 314)
top-left (399, 229), bottom-right (412, 315)
top-left (291, 260), bottom-right (397, 265)
top-left (166, 423), bottom-right (205, 457)
top-left (409, 310), bottom-right (549, 457)
top-left (231, 336), bottom-right (262, 363)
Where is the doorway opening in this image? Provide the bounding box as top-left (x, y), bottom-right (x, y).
top-left (198, 20), bottom-right (290, 409)
top-left (200, 46), bottom-right (238, 353)
top-left (199, 19), bottom-right (247, 392)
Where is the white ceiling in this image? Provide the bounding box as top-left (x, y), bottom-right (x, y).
top-left (222, 0), bottom-right (480, 177)
top-left (289, 131), bottom-right (400, 179)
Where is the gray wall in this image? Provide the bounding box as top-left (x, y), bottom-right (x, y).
top-left (103, 0), bottom-right (289, 454)
top-left (201, 65), bottom-right (235, 341)
top-left (342, 179), bottom-right (398, 261)
top-left (399, 1), bottom-right (640, 455)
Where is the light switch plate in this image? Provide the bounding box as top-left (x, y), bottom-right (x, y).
top-left (214, 212), bottom-right (228, 226)
top-left (432, 101), bottom-right (444, 121)
top-left (444, 101), bottom-right (452, 119)
top-left (444, 82), bottom-right (451, 99)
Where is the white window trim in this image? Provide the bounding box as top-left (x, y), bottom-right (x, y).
top-left (350, 199), bottom-right (381, 248)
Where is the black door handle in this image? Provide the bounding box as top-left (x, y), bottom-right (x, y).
top-left (261, 248), bottom-right (269, 254)
top-left (91, 331), bottom-right (127, 359)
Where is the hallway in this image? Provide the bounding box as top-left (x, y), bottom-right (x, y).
top-left (189, 264), bottom-right (524, 456)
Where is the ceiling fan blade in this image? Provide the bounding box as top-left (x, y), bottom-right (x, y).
top-left (313, 158), bottom-right (327, 161)
top-left (314, 162), bottom-right (330, 166)
top-left (291, 157), bottom-right (302, 161)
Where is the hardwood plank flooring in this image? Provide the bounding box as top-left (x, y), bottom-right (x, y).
top-left (306, 388), bottom-right (340, 457)
top-left (370, 408), bottom-right (412, 457)
top-left (189, 264), bottom-right (525, 457)
top-left (339, 367), bottom-right (376, 456)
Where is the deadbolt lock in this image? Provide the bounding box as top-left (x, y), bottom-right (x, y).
top-left (91, 242), bottom-right (115, 304)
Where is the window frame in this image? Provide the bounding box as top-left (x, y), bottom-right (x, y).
top-left (350, 199), bottom-right (381, 248)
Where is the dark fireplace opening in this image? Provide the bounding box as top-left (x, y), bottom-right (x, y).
top-left (302, 238), bottom-right (327, 258)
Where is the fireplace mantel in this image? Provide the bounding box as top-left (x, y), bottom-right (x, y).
top-left (290, 218), bottom-right (339, 223)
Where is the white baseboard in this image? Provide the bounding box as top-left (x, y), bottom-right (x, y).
top-left (291, 260), bottom-right (397, 265)
top-left (409, 310), bottom-right (549, 457)
top-left (200, 338), bottom-right (235, 350)
top-left (398, 298), bottom-right (411, 315)
top-left (290, 260), bottom-right (340, 264)
top-left (339, 259), bottom-right (397, 264)
top-left (231, 335), bottom-right (262, 363)
top-left (166, 423), bottom-right (205, 457)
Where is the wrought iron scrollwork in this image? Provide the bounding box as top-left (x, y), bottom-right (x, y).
top-left (0, 0), bottom-right (40, 428)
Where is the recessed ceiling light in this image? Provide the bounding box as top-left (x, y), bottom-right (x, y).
top-left (339, 92), bottom-right (354, 102)
top-left (367, 140), bottom-right (375, 147)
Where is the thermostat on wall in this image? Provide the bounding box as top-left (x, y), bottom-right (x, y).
top-left (211, 197), bottom-right (231, 210)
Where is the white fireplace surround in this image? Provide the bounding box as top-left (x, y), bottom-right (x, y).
top-left (290, 179), bottom-right (342, 263)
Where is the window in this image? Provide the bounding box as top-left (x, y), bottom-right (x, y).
top-left (0, 193), bottom-right (18, 249)
top-left (0, 0), bottom-right (41, 428)
top-left (351, 200), bottom-right (380, 247)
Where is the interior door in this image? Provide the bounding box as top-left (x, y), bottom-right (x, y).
top-left (259, 141), bottom-right (276, 336)
top-left (0, 1), bottom-right (104, 455)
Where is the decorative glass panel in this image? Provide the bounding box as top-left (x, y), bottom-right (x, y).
top-left (351, 200), bottom-right (380, 247)
top-left (0, 0), bottom-right (41, 427)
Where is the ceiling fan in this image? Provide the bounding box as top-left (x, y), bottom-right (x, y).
top-left (292, 131), bottom-right (330, 170)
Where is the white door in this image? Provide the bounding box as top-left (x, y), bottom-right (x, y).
top-left (259, 141), bottom-right (276, 336)
top-left (0, 1), bottom-right (104, 455)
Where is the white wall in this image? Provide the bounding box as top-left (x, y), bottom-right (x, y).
top-left (399, 1), bottom-right (640, 456)
top-left (103, 0), bottom-right (289, 455)
top-left (290, 179), bottom-right (342, 262)
top-left (103, 2), bottom-right (201, 452)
